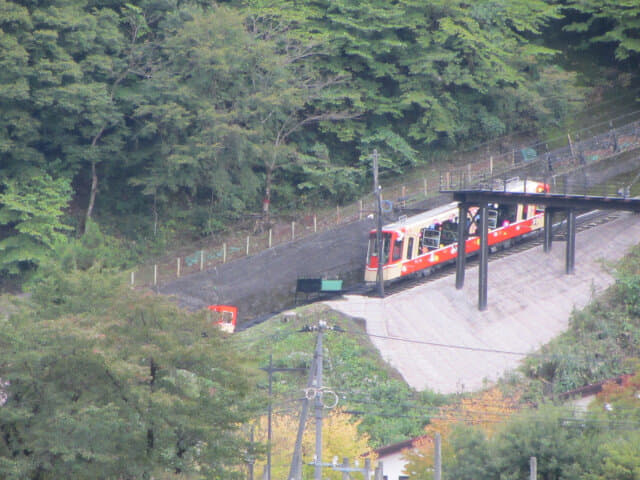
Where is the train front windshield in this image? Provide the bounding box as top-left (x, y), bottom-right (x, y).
top-left (367, 232), bottom-right (392, 266)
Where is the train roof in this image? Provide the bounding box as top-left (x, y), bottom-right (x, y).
top-left (378, 178), bottom-right (546, 233)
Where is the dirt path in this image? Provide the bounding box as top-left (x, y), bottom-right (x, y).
top-left (325, 212), bottom-right (640, 394)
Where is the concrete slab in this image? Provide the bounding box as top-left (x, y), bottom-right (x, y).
top-left (325, 212), bottom-right (640, 394)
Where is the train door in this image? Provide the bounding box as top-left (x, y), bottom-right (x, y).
top-left (519, 204), bottom-right (538, 221)
top-left (487, 209), bottom-right (498, 229)
top-left (367, 232), bottom-right (392, 267)
top-left (406, 237), bottom-right (415, 260)
top-left (517, 204), bottom-right (527, 221)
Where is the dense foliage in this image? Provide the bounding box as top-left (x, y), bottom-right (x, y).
top-left (563, 0), bottom-right (640, 64)
top-left (403, 375), bottom-right (640, 480)
top-left (0, 230), bottom-right (257, 479)
top-left (7, 0), bottom-right (638, 279)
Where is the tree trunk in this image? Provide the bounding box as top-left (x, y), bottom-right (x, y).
top-left (84, 160), bottom-right (98, 229)
top-left (263, 167), bottom-right (273, 223)
top-left (83, 126), bottom-right (106, 233)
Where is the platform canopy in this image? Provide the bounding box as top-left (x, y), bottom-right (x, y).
top-left (452, 190), bottom-right (640, 212)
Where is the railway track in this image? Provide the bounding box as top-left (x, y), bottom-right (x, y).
top-left (236, 209), bottom-right (625, 330)
top-left (357, 209), bottom-right (623, 298)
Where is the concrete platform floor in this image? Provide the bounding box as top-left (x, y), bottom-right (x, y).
top-left (325, 212), bottom-right (640, 394)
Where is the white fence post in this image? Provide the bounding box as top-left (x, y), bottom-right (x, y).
top-left (223, 243), bottom-right (227, 263)
top-left (268, 228), bottom-right (272, 248)
top-left (153, 264), bottom-right (158, 286)
top-left (530, 456), bottom-right (537, 480)
top-left (246, 236), bottom-right (250, 255)
top-left (177, 257), bottom-right (181, 277)
top-left (200, 250), bottom-right (204, 271)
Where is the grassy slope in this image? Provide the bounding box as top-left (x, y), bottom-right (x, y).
top-left (231, 303), bottom-right (447, 447)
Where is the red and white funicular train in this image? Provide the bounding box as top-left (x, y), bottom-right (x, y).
top-left (365, 179), bottom-right (549, 283)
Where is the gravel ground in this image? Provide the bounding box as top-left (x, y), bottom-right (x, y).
top-left (159, 217), bottom-right (377, 320)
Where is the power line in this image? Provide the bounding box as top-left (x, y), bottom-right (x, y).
top-left (333, 326), bottom-right (571, 359)
top-left (365, 332), bottom-right (533, 356)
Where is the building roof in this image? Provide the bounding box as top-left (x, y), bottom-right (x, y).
top-left (370, 435), bottom-right (431, 458)
top-left (556, 374), bottom-right (631, 401)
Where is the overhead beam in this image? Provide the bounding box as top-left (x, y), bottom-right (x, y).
top-left (452, 191), bottom-right (640, 212)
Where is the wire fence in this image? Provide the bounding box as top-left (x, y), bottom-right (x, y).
top-left (131, 110), bottom-right (640, 289)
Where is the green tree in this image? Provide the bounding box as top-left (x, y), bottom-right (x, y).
top-left (129, 5), bottom-right (265, 225)
top-left (0, 269), bottom-right (255, 478)
top-left (0, 172), bottom-right (71, 276)
top-left (248, 0), bottom-right (574, 172)
top-left (130, 4), bottom-right (357, 228)
top-left (444, 426), bottom-right (493, 480)
top-left (491, 405), bottom-right (590, 480)
top-left (591, 432), bottom-right (640, 480)
top-left (564, 0), bottom-right (640, 62)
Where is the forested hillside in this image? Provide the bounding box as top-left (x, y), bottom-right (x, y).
top-left (2, 0), bottom-right (639, 285)
top-left (1, 1), bottom-right (640, 478)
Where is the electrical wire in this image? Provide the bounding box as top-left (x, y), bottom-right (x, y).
top-left (329, 325), bottom-right (604, 361)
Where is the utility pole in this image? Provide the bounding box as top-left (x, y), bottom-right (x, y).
top-left (288, 340), bottom-right (319, 480)
top-left (266, 356), bottom-right (273, 480)
top-left (288, 322), bottom-right (341, 480)
top-left (261, 356), bottom-right (305, 480)
top-left (434, 432), bottom-right (442, 480)
top-left (314, 323), bottom-right (325, 480)
top-left (373, 149), bottom-right (385, 298)
top-left (247, 426), bottom-right (255, 480)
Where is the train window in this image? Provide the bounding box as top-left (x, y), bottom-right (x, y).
top-left (497, 205), bottom-right (516, 226)
top-left (392, 238), bottom-right (403, 261)
top-left (421, 228), bottom-right (440, 251)
top-left (407, 237), bottom-right (414, 260)
top-left (440, 220), bottom-right (458, 245)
